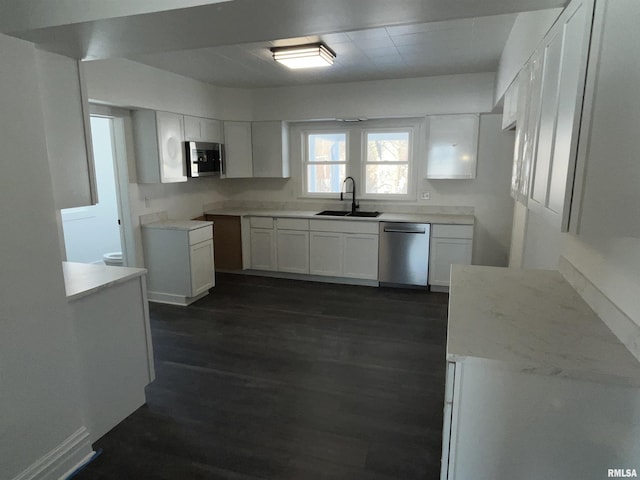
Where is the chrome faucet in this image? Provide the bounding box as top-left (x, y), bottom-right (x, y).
top-left (340, 176), bottom-right (359, 214)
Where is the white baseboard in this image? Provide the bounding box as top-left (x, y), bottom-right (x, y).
top-left (236, 269), bottom-right (380, 287)
top-left (12, 427), bottom-right (93, 480)
top-left (147, 289), bottom-right (209, 306)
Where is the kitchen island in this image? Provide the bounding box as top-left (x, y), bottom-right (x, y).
top-left (442, 265), bottom-right (640, 480)
top-left (64, 262), bottom-right (155, 442)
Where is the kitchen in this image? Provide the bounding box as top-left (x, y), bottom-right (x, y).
top-left (1, 0), bottom-right (639, 479)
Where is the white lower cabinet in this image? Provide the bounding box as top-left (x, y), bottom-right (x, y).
top-left (274, 218), bottom-right (309, 273)
top-left (142, 222), bottom-right (215, 305)
top-left (309, 232), bottom-right (343, 277)
top-left (250, 216), bottom-right (277, 271)
top-left (343, 234), bottom-right (378, 280)
top-left (309, 220), bottom-right (379, 280)
top-left (429, 225), bottom-right (473, 289)
top-left (250, 229), bottom-right (276, 271)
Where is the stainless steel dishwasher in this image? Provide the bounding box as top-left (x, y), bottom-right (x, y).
top-left (378, 222), bottom-right (430, 286)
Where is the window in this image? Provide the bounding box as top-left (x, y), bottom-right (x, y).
top-left (364, 130), bottom-right (410, 195)
top-left (304, 132), bottom-right (347, 194)
top-left (300, 119), bottom-right (418, 199)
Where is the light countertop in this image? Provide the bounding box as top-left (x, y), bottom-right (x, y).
top-left (204, 209), bottom-right (474, 225)
top-left (447, 265), bottom-right (640, 387)
top-left (141, 219), bottom-right (213, 231)
top-left (63, 262), bottom-right (147, 301)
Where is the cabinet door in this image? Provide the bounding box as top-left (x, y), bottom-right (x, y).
top-left (201, 118), bottom-right (223, 143)
top-left (502, 79), bottom-right (519, 131)
top-left (223, 121), bottom-right (253, 178)
top-left (343, 234), bottom-right (378, 280)
top-left (429, 238), bottom-right (473, 287)
top-left (309, 232), bottom-right (343, 277)
top-left (36, 49), bottom-right (97, 208)
top-left (156, 111), bottom-right (186, 183)
top-left (276, 230), bottom-right (309, 274)
top-left (426, 115), bottom-right (479, 179)
top-left (530, 30), bottom-right (563, 211)
top-left (252, 121), bottom-right (289, 178)
top-left (184, 115), bottom-right (201, 141)
top-left (250, 228), bottom-right (276, 270)
top-left (190, 239), bottom-right (215, 296)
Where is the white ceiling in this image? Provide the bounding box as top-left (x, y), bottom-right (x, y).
top-left (3, 0), bottom-right (568, 89)
top-left (129, 14), bottom-right (518, 88)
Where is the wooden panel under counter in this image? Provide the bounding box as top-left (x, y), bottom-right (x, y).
top-left (204, 214), bottom-right (243, 270)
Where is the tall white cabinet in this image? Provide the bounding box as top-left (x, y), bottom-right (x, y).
top-left (509, 0), bottom-right (594, 230)
top-left (142, 220), bottom-right (215, 305)
top-left (223, 121), bottom-right (254, 178)
top-left (132, 110), bottom-right (187, 183)
top-left (36, 49), bottom-right (97, 209)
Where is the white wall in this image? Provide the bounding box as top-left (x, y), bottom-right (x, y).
top-left (83, 58), bottom-right (252, 120)
top-left (563, 0), bottom-right (640, 328)
top-left (495, 8), bottom-right (562, 101)
top-left (0, 33), bottom-right (91, 479)
top-left (252, 73), bottom-right (497, 121)
top-left (0, 0), bottom-right (229, 33)
top-left (84, 59), bottom-right (257, 267)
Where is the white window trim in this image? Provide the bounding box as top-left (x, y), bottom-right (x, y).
top-left (360, 126), bottom-right (415, 201)
top-left (301, 128), bottom-right (350, 198)
top-left (298, 118), bottom-right (422, 201)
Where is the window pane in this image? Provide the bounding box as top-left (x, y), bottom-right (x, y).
top-left (365, 164), bottom-right (408, 194)
top-left (367, 132), bottom-right (409, 162)
top-left (308, 133), bottom-right (346, 162)
top-left (307, 164), bottom-right (346, 193)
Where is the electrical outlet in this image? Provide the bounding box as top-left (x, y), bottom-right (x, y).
top-left (421, 192), bottom-right (430, 200)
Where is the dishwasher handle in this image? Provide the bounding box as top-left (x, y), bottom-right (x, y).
top-left (383, 227), bottom-right (427, 234)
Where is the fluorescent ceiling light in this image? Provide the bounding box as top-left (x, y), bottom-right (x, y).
top-left (271, 43), bottom-right (336, 69)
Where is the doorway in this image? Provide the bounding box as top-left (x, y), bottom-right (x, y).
top-left (61, 111), bottom-right (132, 265)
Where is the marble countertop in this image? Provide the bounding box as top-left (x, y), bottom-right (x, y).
top-left (204, 209), bottom-right (475, 225)
top-left (63, 262), bottom-right (147, 301)
top-left (141, 219), bottom-right (213, 231)
top-left (447, 265), bottom-right (640, 387)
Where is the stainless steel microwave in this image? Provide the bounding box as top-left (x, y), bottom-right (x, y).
top-left (185, 141), bottom-right (223, 177)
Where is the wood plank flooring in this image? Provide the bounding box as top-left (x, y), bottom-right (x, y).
top-left (74, 273), bottom-right (449, 479)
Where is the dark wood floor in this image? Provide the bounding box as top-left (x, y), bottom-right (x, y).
top-left (75, 273), bottom-right (449, 479)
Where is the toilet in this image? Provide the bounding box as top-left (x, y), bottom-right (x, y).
top-left (103, 251), bottom-right (123, 266)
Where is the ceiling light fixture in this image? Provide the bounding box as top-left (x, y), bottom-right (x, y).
top-left (271, 43), bottom-right (336, 69)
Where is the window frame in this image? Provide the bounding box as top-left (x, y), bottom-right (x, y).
top-left (298, 118), bottom-right (420, 201)
top-left (360, 126), bottom-right (414, 200)
top-left (301, 128), bottom-right (350, 198)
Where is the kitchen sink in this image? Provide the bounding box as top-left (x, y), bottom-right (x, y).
top-left (348, 211), bottom-right (381, 217)
top-left (316, 210), bottom-right (350, 216)
top-left (316, 210), bottom-right (382, 217)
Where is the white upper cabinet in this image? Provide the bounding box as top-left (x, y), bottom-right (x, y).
top-left (252, 121), bottom-right (290, 178)
top-left (36, 50), bottom-right (97, 209)
top-left (132, 110), bottom-right (187, 183)
top-left (513, 0), bottom-right (593, 229)
top-left (502, 78), bottom-right (519, 131)
top-left (223, 121), bottom-right (253, 178)
top-left (184, 115), bottom-right (223, 143)
top-left (425, 114), bottom-right (479, 179)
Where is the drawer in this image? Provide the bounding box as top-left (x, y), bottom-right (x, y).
top-left (189, 225), bottom-right (213, 245)
top-left (309, 219), bottom-right (379, 235)
top-left (250, 216), bottom-right (274, 229)
top-left (276, 217), bottom-right (309, 231)
top-left (431, 224), bottom-right (474, 239)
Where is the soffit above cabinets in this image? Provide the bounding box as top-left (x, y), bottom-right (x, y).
top-left (3, 0), bottom-right (569, 88)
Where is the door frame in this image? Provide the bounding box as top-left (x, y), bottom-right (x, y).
top-left (89, 104), bottom-right (136, 267)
